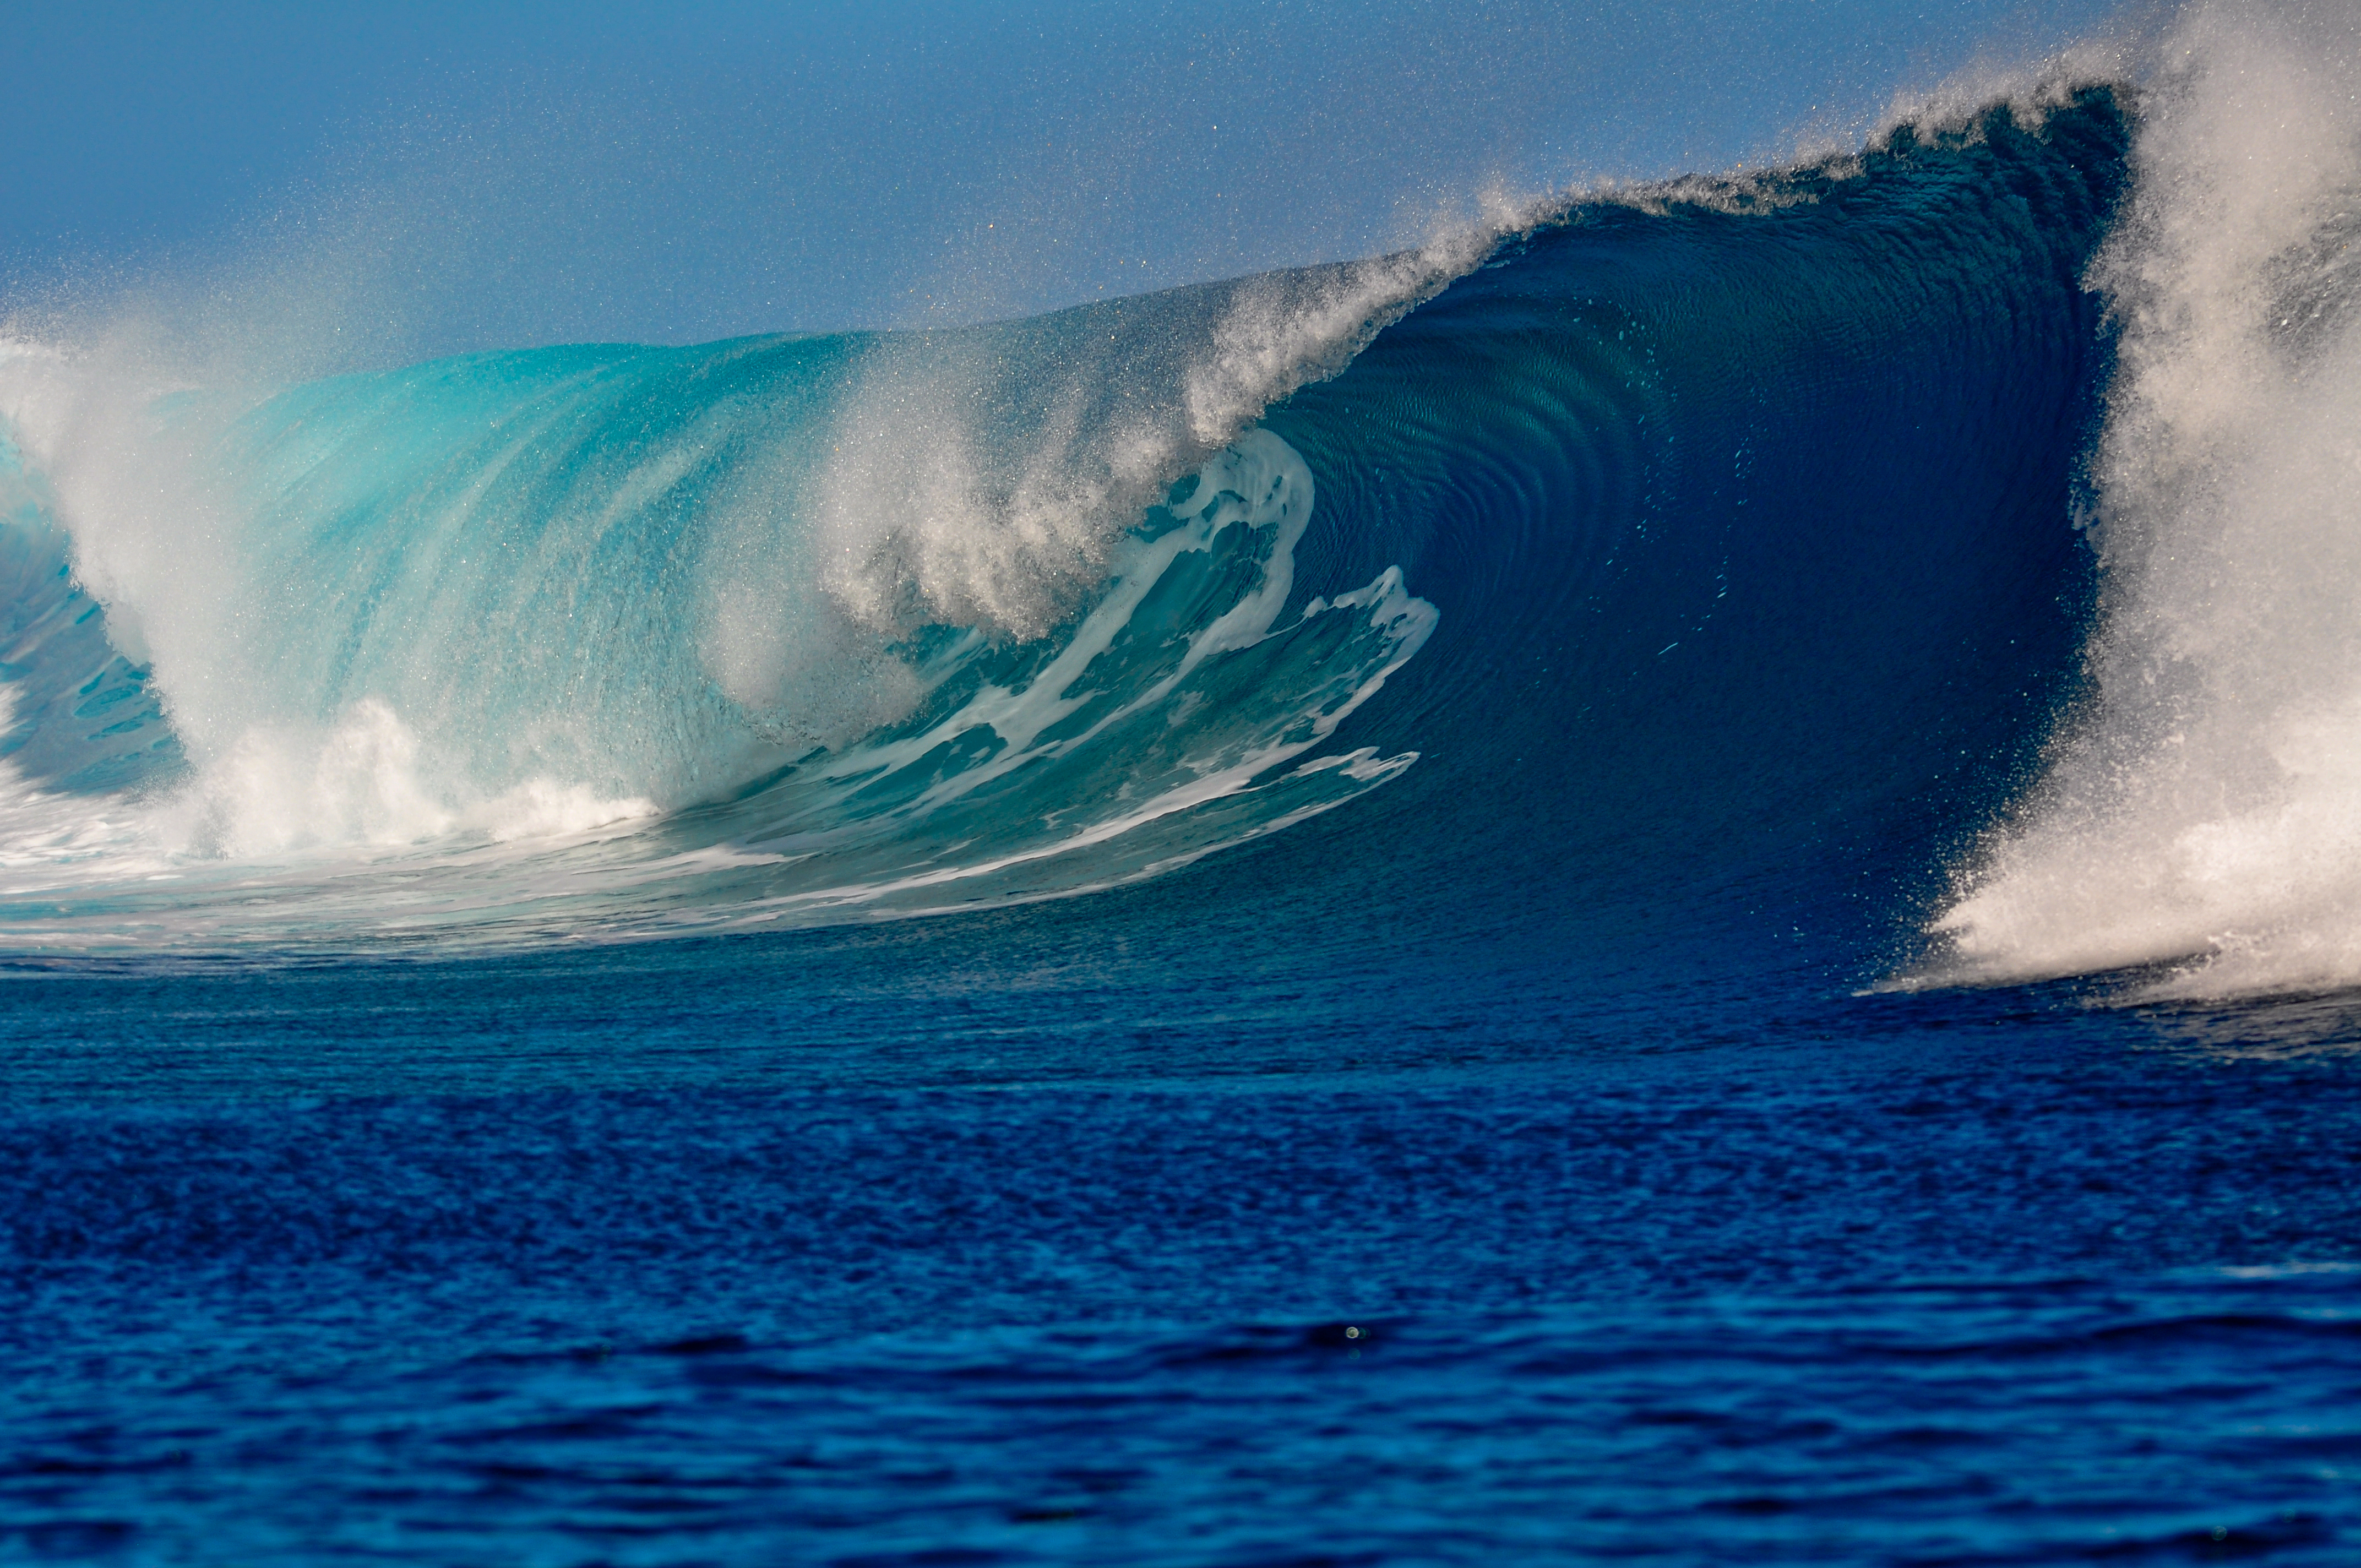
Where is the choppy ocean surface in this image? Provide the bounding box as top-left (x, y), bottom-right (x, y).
top-left (7, 8), bottom-right (2361, 1562)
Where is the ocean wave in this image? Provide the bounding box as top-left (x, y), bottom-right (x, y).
top-left (6, 13), bottom-right (2348, 987)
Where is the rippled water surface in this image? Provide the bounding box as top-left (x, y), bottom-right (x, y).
top-left (6, 914), bottom-right (2361, 1565)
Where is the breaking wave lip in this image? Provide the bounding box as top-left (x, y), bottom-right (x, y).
top-left (1900, 0), bottom-right (2361, 1005)
top-left (0, 177), bottom-right (1505, 954)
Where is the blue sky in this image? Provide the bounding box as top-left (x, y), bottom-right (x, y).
top-left (4, 1), bottom-right (2136, 352)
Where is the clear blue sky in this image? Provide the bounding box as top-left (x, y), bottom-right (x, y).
top-left (3, 1), bottom-right (2137, 353)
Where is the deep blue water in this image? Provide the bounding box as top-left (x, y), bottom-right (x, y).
top-left (6, 85), bottom-right (2361, 1565)
top-left (8, 924), bottom-right (2361, 1564)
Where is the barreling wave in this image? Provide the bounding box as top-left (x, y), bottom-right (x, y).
top-left (6, 13), bottom-right (2352, 990)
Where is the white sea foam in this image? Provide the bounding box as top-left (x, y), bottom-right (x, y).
top-left (148, 698), bottom-right (656, 857)
top-left (1924, 0), bottom-right (2361, 1000)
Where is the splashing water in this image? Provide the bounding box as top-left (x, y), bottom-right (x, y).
top-left (1925, 0), bottom-right (2361, 999)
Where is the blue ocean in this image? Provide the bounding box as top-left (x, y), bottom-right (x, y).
top-left (6, 12), bottom-right (2361, 1564)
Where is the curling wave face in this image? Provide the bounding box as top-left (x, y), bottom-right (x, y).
top-left (0, 217), bottom-right (1491, 950)
top-left (0, 77), bottom-right (2129, 962)
top-left (6, 15), bottom-right (2357, 996)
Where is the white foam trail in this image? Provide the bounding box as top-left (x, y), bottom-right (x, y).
top-left (1925, 0), bottom-right (2361, 1000)
top-left (798, 429), bottom-right (1394, 817)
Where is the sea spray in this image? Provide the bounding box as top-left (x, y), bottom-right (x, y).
top-left (1928, 0), bottom-right (2361, 998)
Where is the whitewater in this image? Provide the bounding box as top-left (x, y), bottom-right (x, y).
top-left (1918, 2), bottom-right (2361, 999)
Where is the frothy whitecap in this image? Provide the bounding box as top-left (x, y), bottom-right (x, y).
top-left (1923, 0), bottom-right (2361, 1000)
